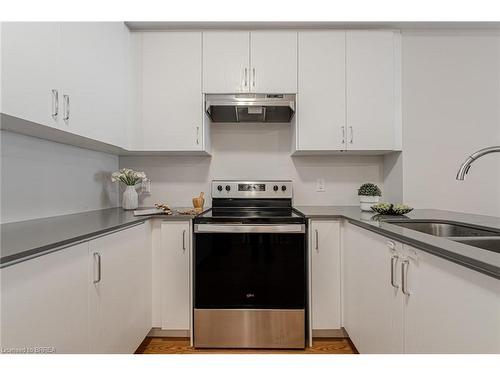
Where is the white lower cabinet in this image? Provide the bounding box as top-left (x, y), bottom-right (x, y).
top-left (343, 222), bottom-right (500, 353)
top-left (160, 221), bottom-right (191, 331)
top-left (343, 223), bottom-right (404, 353)
top-left (1, 242), bottom-right (90, 353)
top-left (88, 223), bottom-right (151, 353)
top-left (310, 220), bottom-right (342, 332)
top-left (403, 244), bottom-right (500, 353)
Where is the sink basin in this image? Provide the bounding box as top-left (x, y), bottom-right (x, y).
top-left (385, 220), bottom-right (500, 238)
top-left (452, 238), bottom-right (500, 253)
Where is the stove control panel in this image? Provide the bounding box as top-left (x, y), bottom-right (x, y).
top-left (212, 180), bottom-right (293, 199)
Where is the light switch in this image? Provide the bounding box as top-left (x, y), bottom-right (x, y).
top-left (316, 179), bottom-right (325, 192)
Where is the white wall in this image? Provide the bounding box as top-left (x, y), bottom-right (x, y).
top-left (0, 131), bottom-right (119, 223)
top-left (400, 30), bottom-right (500, 217)
top-left (120, 123), bottom-right (385, 207)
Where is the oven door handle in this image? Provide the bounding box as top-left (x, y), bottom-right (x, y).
top-left (194, 224), bottom-right (306, 233)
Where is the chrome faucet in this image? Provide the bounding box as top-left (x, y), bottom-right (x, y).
top-left (456, 146), bottom-right (500, 180)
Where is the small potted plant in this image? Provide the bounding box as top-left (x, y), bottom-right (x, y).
top-left (358, 183), bottom-right (382, 211)
top-left (111, 168), bottom-right (147, 210)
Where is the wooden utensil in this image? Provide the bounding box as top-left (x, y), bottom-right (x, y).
top-left (192, 192), bottom-right (205, 213)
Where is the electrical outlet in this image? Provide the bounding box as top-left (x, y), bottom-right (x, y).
top-left (316, 178), bottom-right (325, 192)
top-left (141, 178), bottom-right (151, 193)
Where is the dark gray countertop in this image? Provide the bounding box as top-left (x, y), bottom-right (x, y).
top-left (3, 205), bottom-right (500, 280)
top-left (1, 207), bottom-right (194, 267)
top-left (295, 206), bottom-right (500, 280)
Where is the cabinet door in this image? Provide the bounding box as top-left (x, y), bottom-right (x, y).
top-left (346, 31), bottom-right (395, 150)
top-left (203, 31), bottom-right (250, 93)
top-left (403, 245), bottom-right (500, 353)
top-left (297, 31), bottom-right (346, 151)
top-left (1, 22), bottom-right (61, 128)
top-left (161, 221), bottom-right (191, 331)
top-left (59, 22), bottom-right (128, 147)
top-left (141, 32), bottom-right (203, 151)
top-left (310, 220), bottom-right (341, 330)
top-left (250, 31), bottom-right (297, 93)
top-left (1, 243), bottom-right (89, 353)
top-left (89, 223), bottom-right (151, 353)
top-left (343, 223), bottom-right (403, 353)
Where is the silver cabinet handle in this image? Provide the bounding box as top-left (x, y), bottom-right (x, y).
top-left (63, 94), bottom-right (70, 121)
top-left (349, 126), bottom-right (353, 144)
top-left (182, 230), bottom-right (186, 251)
top-left (244, 68), bottom-right (248, 87)
top-left (341, 126), bottom-right (345, 144)
top-left (390, 255), bottom-right (399, 288)
top-left (93, 252), bottom-right (101, 284)
top-left (401, 259), bottom-right (410, 296)
top-left (252, 68), bottom-right (256, 88)
top-left (51, 89), bottom-right (59, 120)
top-left (315, 229), bottom-right (319, 251)
top-left (196, 126), bottom-right (200, 145)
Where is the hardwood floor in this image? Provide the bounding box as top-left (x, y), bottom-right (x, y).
top-left (135, 337), bottom-right (357, 354)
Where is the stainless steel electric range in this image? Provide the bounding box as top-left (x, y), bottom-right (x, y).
top-left (193, 180), bottom-right (307, 349)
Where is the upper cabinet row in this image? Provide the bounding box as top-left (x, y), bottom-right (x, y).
top-left (1, 24), bottom-right (401, 154)
top-left (203, 31), bottom-right (297, 93)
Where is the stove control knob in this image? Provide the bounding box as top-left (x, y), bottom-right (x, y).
top-left (217, 185), bottom-right (223, 192)
top-left (281, 185), bottom-right (287, 192)
top-left (273, 185), bottom-right (279, 192)
top-left (225, 185), bottom-right (231, 192)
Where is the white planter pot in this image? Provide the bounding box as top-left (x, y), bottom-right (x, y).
top-left (359, 195), bottom-right (380, 211)
top-left (122, 185), bottom-right (139, 210)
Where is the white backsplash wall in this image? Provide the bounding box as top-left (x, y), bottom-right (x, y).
top-left (0, 131), bottom-right (119, 223)
top-left (401, 30), bottom-right (500, 217)
top-left (120, 123), bottom-right (384, 207)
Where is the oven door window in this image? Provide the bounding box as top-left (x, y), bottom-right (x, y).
top-left (194, 232), bottom-right (306, 309)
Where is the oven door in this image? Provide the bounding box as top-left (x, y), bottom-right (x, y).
top-left (194, 224), bottom-right (306, 309)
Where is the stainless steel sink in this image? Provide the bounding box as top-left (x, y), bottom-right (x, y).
top-left (452, 238), bottom-right (500, 253)
top-left (385, 220), bottom-right (500, 238)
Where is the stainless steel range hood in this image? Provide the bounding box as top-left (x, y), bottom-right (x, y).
top-left (205, 94), bottom-right (296, 123)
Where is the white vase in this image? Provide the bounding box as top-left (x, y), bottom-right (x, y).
top-left (122, 185), bottom-right (138, 210)
top-left (359, 195), bottom-right (380, 211)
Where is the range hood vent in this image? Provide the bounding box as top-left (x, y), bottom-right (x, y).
top-left (205, 94), bottom-right (296, 123)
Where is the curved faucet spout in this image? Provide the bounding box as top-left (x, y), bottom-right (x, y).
top-left (456, 146), bottom-right (500, 180)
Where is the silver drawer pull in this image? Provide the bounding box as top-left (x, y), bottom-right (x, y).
top-left (401, 259), bottom-right (410, 296)
top-left (390, 255), bottom-right (399, 288)
top-left (63, 94), bottom-right (70, 121)
top-left (182, 229), bottom-right (186, 251)
top-left (93, 252), bottom-right (101, 284)
top-left (315, 229), bottom-right (319, 251)
top-left (51, 89), bottom-right (59, 119)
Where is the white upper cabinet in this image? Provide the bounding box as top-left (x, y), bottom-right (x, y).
top-left (297, 31), bottom-right (346, 150)
top-left (202, 31), bottom-right (297, 94)
top-left (59, 22), bottom-right (128, 147)
top-left (346, 31), bottom-right (397, 151)
top-left (203, 32), bottom-right (250, 93)
top-left (139, 32), bottom-right (204, 151)
top-left (295, 30), bottom-right (400, 153)
top-left (250, 31), bottom-right (297, 93)
top-left (1, 22), bottom-right (130, 148)
top-left (1, 22), bottom-right (61, 128)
